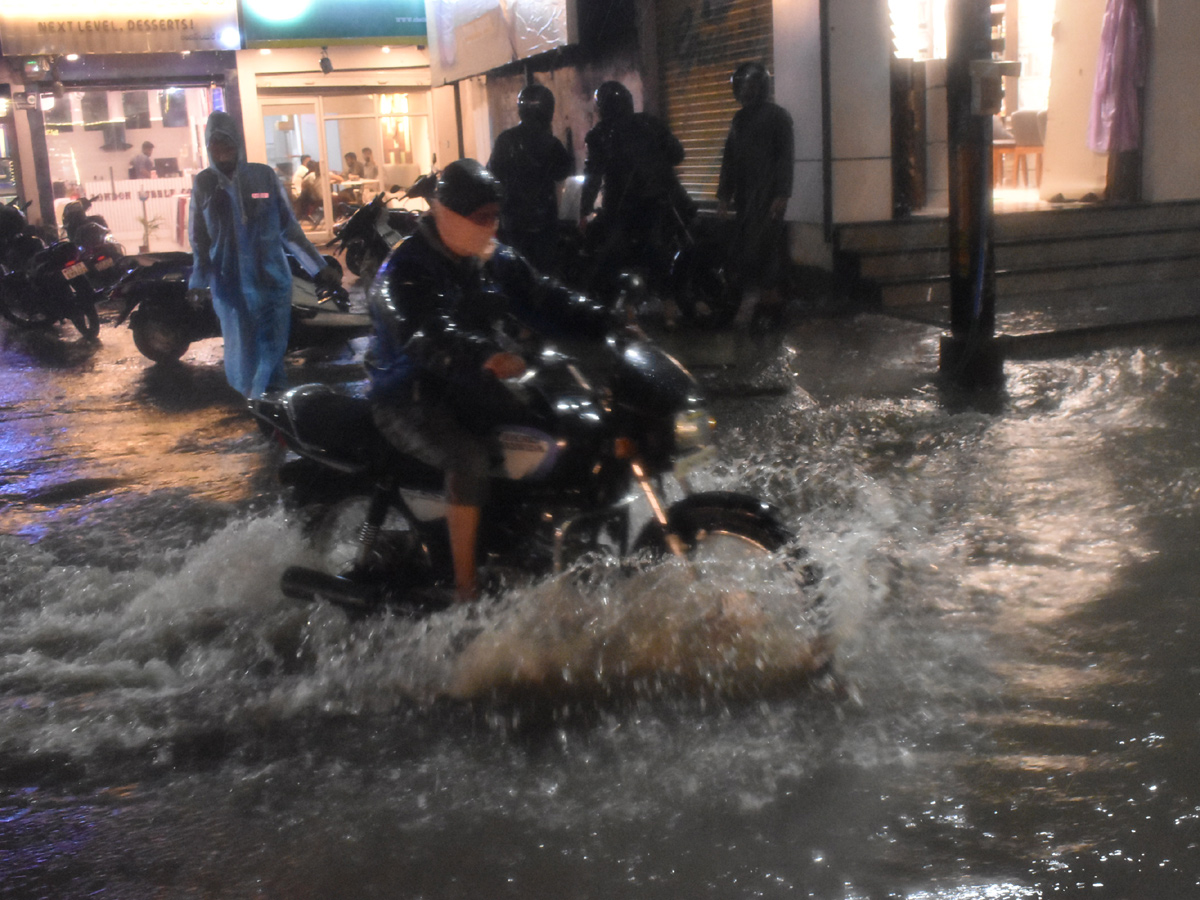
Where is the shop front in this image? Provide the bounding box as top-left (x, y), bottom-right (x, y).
top-left (234, 0), bottom-right (432, 244)
top-left (238, 47), bottom-right (434, 245)
top-left (0, 0), bottom-right (241, 247)
top-left (0, 87), bottom-right (18, 207)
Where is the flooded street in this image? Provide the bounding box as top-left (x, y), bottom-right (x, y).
top-left (2, 305), bottom-right (1200, 899)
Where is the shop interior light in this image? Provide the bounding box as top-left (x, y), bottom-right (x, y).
top-left (319, 47), bottom-right (333, 75)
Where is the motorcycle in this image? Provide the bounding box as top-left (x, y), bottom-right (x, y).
top-left (574, 203), bottom-right (740, 330)
top-left (667, 210), bottom-right (742, 328)
top-left (251, 324), bottom-right (825, 641)
top-left (330, 173), bottom-right (437, 283)
top-left (111, 253), bottom-right (366, 363)
top-left (0, 200), bottom-right (105, 339)
top-left (61, 196), bottom-right (133, 294)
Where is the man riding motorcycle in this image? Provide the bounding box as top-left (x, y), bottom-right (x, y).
top-left (366, 159), bottom-right (610, 603)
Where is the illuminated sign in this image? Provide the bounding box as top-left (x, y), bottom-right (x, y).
top-left (0, 1), bottom-right (241, 55)
top-left (426, 0), bottom-right (577, 85)
top-left (240, 0), bottom-right (426, 48)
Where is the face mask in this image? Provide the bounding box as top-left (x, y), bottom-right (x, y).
top-left (432, 201), bottom-right (500, 260)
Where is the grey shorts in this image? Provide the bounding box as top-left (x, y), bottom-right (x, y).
top-left (372, 399), bottom-right (491, 506)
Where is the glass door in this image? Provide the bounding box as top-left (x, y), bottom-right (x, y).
top-left (260, 92), bottom-right (435, 243)
top-left (261, 100), bottom-right (329, 240)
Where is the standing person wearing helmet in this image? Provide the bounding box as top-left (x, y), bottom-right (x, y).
top-left (188, 111), bottom-right (343, 398)
top-left (487, 83), bottom-right (573, 273)
top-left (365, 159), bottom-right (609, 603)
top-left (578, 81), bottom-right (689, 303)
top-left (717, 62), bottom-right (794, 328)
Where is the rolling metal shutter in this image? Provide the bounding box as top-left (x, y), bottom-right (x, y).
top-left (656, 0), bottom-right (775, 203)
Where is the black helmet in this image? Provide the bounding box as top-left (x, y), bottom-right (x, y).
top-left (731, 62), bottom-right (771, 106)
top-left (436, 159), bottom-right (503, 216)
top-left (517, 83), bottom-right (555, 127)
top-left (594, 81), bottom-right (634, 120)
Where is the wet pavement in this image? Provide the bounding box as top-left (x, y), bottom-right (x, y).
top-left (4, 286), bottom-right (1200, 899)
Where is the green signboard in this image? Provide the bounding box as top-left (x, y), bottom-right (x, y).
top-left (240, 0), bottom-right (426, 47)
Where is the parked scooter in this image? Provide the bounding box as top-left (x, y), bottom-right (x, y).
top-left (251, 318), bottom-right (826, 652)
top-left (111, 253), bottom-right (367, 363)
top-left (329, 173), bottom-right (437, 283)
top-left (0, 200), bottom-right (106, 339)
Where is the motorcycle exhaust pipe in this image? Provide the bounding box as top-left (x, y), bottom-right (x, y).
top-left (281, 565), bottom-right (379, 613)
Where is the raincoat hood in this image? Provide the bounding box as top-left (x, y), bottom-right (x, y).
top-left (204, 111), bottom-right (246, 169)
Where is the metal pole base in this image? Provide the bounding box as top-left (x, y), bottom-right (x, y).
top-left (939, 334), bottom-right (1005, 388)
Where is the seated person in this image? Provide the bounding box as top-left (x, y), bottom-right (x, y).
top-left (341, 151), bottom-right (364, 180)
top-left (292, 154), bottom-right (313, 198)
top-left (296, 161), bottom-right (324, 223)
top-left (360, 147), bottom-right (379, 181)
top-left (365, 159), bottom-right (610, 602)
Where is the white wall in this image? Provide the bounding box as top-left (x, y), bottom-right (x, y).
top-left (1143, 0), bottom-right (1200, 201)
top-left (234, 46), bottom-right (431, 166)
top-left (1040, 0), bottom-right (1109, 201)
top-left (774, 0), bottom-right (824, 226)
top-left (826, 0), bottom-right (894, 223)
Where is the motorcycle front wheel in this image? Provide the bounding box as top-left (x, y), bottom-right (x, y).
top-left (68, 301), bottom-right (100, 341)
top-left (131, 301), bottom-right (191, 362)
top-left (0, 273), bottom-right (55, 329)
top-left (633, 494), bottom-right (819, 595)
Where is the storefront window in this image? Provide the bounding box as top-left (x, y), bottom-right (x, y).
top-left (160, 89), bottom-right (190, 128)
top-left (260, 90), bottom-right (432, 240)
top-left (81, 93), bottom-right (111, 132)
top-left (124, 92), bottom-right (152, 130)
top-left (44, 86), bottom-right (217, 251)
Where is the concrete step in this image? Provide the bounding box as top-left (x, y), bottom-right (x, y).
top-left (837, 200), bottom-right (1200, 255)
top-left (836, 200), bottom-right (1200, 310)
top-left (859, 229), bottom-right (1200, 282)
top-left (881, 257), bottom-right (1200, 308)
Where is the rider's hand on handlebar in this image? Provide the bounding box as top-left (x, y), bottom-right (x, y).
top-left (483, 351), bottom-right (526, 380)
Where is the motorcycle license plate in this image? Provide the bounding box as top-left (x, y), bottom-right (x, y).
top-left (62, 262), bottom-right (88, 280)
top-left (96, 258), bottom-right (115, 271)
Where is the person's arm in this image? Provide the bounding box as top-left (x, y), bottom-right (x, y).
top-left (187, 174), bottom-right (213, 290)
top-left (275, 181), bottom-right (331, 278)
top-left (491, 246), bottom-right (609, 340)
top-left (770, 107), bottom-right (795, 218)
top-left (548, 136), bottom-right (574, 182)
top-left (716, 126), bottom-right (736, 213)
top-left (578, 129), bottom-right (605, 220)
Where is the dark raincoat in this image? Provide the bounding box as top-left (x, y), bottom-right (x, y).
top-left (717, 100), bottom-right (794, 288)
top-left (188, 112), bottom-right (327, 397)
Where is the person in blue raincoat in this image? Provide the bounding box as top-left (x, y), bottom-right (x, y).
top-left (187, 111), bottom-right (342, 398)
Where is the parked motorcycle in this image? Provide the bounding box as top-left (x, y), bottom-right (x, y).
top-left (330, 173), bottom-right (437, 283)
top-left (111, 253), bottom-right (366, 363)
top-left (574, 205), bottom-right (740, 329)
top-left (252, 324), bottom-right (825, 640)
top-left (61, 196), bottom-right (131, 294)
top-left (0, 200), bottom-right (105, 339)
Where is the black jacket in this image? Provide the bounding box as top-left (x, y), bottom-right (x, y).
top-left (366, 218), bottom-right (608, 404)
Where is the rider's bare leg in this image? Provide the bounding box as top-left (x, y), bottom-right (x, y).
top-left (447, 502), bottom-right (481, 603)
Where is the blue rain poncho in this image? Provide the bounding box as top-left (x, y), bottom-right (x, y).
top-left (188, 112), bottom-right (326, 397)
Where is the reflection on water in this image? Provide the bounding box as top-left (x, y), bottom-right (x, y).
top-left (2, 317), bottom-right (1200, 897)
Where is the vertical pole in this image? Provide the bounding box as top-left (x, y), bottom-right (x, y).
top-left (939, 0), bottom-right (1004, 387)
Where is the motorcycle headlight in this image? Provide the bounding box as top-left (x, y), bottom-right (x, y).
top-left (674, 407), bottom-right (715, 454)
